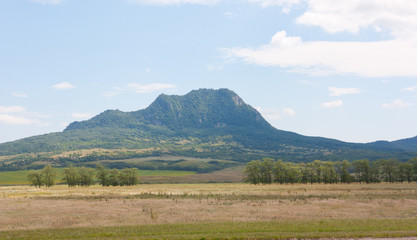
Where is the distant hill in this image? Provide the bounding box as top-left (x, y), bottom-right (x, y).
top-left (0, 88), bottom-right (416, 171)
top-left (369, 136), bottom-right (417, 152)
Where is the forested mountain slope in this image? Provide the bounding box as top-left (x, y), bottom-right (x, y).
top-left (0, 88), bottom-right (415, 171)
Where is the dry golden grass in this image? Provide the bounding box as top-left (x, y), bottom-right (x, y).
top-left (1, 183), bottom-right (417, 232)
top-left (49, 148), bottom-right (156, 159)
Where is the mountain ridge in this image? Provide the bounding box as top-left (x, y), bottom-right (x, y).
top-left (0, 88), bottom-right (416, 171)
top-left (65, 88), bottom-right (271, 131)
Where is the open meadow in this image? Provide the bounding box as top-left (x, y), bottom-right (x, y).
top-left (1, 183), bottom-right (417, 239)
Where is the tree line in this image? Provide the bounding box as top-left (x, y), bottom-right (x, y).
top-left (26, 165), bottom-right (57, 188)
top-left (26, 165), bottom-right (139, 187)
top-left (244, 158), bottom-right (417, 184)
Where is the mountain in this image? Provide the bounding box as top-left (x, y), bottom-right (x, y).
top-left (0, 88), bottom-right (416, 171)
top-left (65, 89), bottom-right (271, 131)
top-left (369, 136), bottom-right (417, 152)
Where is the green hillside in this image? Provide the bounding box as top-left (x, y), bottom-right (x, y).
top-left (0, 88), bottom-right (415, 171)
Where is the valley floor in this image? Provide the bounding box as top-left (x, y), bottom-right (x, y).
top-left (1, 183), bottom-right (417, 239)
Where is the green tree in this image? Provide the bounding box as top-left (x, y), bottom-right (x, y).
top-left (244, 160), bottom-right (261, 184)
top-left (108, 169), bottom-right (120, 186)
top-left (399, 162), bottom-right (413, 183)
top-left (352, 159), bottom-right (370, 183)
top-left (380, 159), bottom-right (399, 183)
top-left (26, 171), bottom-right (43, 188)
top-left (78, 167), bottom-right (95, 186)
top-left (118, 168), bottom-right (139, 186)
top-left (310, 160), bottom-right (322, 183)
top-left (260, 158), bottom-right (274, 184)
top-left (369, 160), bottom-right (381, 183)
top-left (338, 160), bottom-right (352, 183)
top-left (41, 165), bottom-right (56, 187)
top-left (301, 163), bottom-right (314, 184)
top-left (285, 162), bottom-right (302, 184)
top-left (96, 165), bottom-right (110, 186)
top-left (273, 160), bottom-right (286, 184)
top-left (408, 158), bottom-right (417, 181)
top-left (63, 165), bottom-right (79, 187)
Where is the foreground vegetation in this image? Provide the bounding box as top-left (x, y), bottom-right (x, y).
top-left (3, 219), bottom-right (417, 240)
top-left (1, 183), bottom-right (417, 239)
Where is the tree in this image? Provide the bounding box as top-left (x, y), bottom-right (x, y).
top-left (369, 160), bottom-right (381, 183)
top-left (380, 159), bottom-right (399, 183)
top-left (260, 158), bottom-right (274, 184)
top-left (285, 162), bottom-right (302, 184)
top-left (78, 167), bottom-right (95, 186)
top-left (41, 165), bottom-right (56, 187)
top-left (26, 171), bottom-right (43, 188)
top-left (320, 161), bottom-right (338, 184)
top-left (301, 163), bottom-right (315, 184)
top-left (63, 165), bottom-right (79, 187)
top-left (96, 164), bottom-right (110, 186)
top-left (338, 160), bottom-right (352, 183)
top-left (244, 160), bottom-right (261, 184)
top-left (118, 168), bottom-right (139, 186)
top-left (408, 158), bottom-right (417, 181)
top-left (274, 160), bottom-right (286, 184)
top-left (399, 162), bottom-right (413, 183)
top-left (310, 160), bottom-right (322, 183)
top-left (108, 169), bottom-right (120, 186)
top-left (352, 159), bottom-right (370, 183)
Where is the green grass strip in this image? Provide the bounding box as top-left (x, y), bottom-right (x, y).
top-left (0, 169), bottom-right (195, 185)
top-left (2, 219), bottom-right (417, 240)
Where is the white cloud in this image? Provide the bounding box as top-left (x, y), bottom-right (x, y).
top-left (255, 107), bottom-right (280, 120)
top-left (402, 85), bottom-right (417, 92)
top-left (382, 99), bottom-right (412, 109)
top-left (0, 114), bottom-right (37, 125)
top-left (329, 87), bottom-right (361, 97)
top-left (225, 1), bottom-right (417, 78)
top-left (52, 82), bottom-right (76, 90)
top-left (127, 0), bottom-right (220, 6)
top-left (296, 0), bottom-right (417, 37)
top-left (225, 30), bottom-right (417, 77)
top-left (0, 106), bottom-right (48, 126)
top-left (71, 113), bottom-right (91, 119)
top-left (247, 0), bottom-right (302, 10)
top-left (298, 80), bottom-right (318, 86)
top-left (321, 100), bottom-right (343, 108)
top-left (0, 105), bottom-right (26, 113)
top-left (126, 83), bottom-right (177, 93)
top-left (30, 0), bottom-right (66, 4)
top-left (224, 12), bottom-right (238, 19)
top-left (12, 92), bottom-right (29, 98)
top-left (206, 63), bottom-right (224, 71)
top-left (282, 107), bottom-right (295, 117)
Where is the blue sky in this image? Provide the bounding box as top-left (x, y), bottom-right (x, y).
top-left (1, 0), bottom-right (417, 144)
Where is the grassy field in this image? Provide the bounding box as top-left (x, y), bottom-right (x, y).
top-left (2, 219), bottom-right (417, 240)
top-left (0, 169), bottom-right (196, 185)
top-left (1, 183), bottom-right (417, 239)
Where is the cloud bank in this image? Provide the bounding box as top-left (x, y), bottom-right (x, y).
top-left (382, 99), bottom-right (412, 109)
top-left (322, 100), bottom-right (343, 108)
top-left (225, 0), bottom-right (417, 78)
top-left (329, 87), bottom-right (361, 97)
top-left (52, 82), bottom-right (76, 90)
